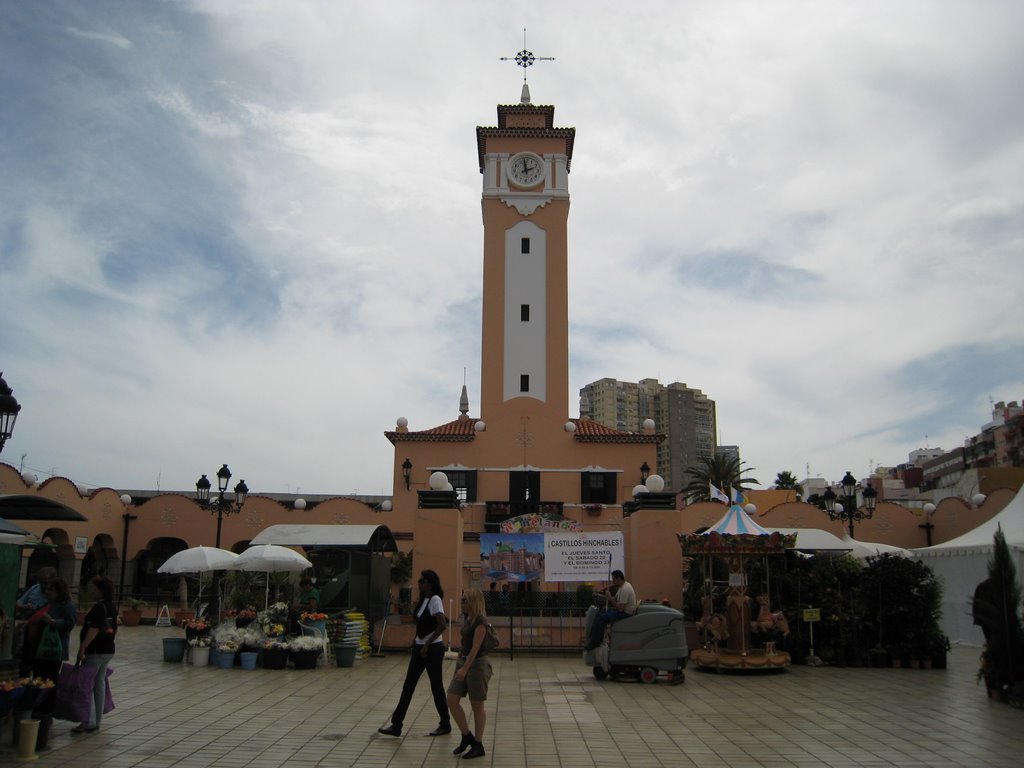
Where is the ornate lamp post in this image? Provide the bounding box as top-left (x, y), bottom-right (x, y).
top-left (822, 471), bottom-right (878, 537)
top-left (196, 464), bottom-right (248, 617)
top-left (118, 493), bottom-right (137, 607)
top-left (0, 373), bottom-right (22, 453)
top-left (920, 503), bottom-right (937, 546)
top-left (401, 458), bottom-right (413, 490)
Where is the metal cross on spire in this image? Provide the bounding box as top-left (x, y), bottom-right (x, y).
top-left (500, 28), bottom-right (554, 83)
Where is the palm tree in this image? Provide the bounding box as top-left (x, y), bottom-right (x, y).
top-left (682, 454), bottom-right (760, 503)
top-left (773, 470), bottom-right (803, 501)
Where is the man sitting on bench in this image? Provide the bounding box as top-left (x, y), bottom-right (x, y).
top-left (585, 570), bottom-right (637, 650)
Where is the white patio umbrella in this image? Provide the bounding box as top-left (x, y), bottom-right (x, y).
top-left (229, 544), bottom-right (312, 607)
top-left (157, 546), bottom-right (240, 615)
top-left (158, 546), bottom-right (239, 574)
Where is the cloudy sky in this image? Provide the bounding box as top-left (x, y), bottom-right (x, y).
top-left (2, 1), bottom-right (1022, 497)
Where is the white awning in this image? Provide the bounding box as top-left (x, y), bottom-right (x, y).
top-left (250, 524), bottom-right (397, 552)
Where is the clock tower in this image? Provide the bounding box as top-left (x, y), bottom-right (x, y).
top-left (475, 88), bottom-right (576, 426)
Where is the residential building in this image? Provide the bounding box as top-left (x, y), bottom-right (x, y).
top-left (579, 378), bottom-right (717, 491)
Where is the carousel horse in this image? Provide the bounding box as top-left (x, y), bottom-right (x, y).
top-left (698, 593), bottom-right (729, 648)
top-left (750, 594), bottom-right (790, 654)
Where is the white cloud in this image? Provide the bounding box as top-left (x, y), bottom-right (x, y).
top-left (2, 1), bottom-right (1022, 495)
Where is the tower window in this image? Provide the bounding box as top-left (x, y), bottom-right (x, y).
top-left (521, 237), bottom-right (530, 254)
top-left (520, 375), bottom-right (529, 392)
top-left (521, 304), bottom-right (530, 321)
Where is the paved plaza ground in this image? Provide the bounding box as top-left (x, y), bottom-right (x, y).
top-left (4, 625), bottom-right (1022, 767)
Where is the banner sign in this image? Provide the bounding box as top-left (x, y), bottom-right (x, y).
top-left (543, 531), bottom-right (624, 582)
top-left (498, 512), bottom-right (583, 534)
top-left (480, 533), bottom-right (544, 583)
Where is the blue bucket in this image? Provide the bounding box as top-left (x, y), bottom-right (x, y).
top-left (240, 651), bottom-right (258, 670)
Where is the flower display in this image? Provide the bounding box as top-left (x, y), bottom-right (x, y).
top-left (183, 618), bottom-right (212, 633)
top-left (289, 635), bottom-right (323, 651)
top-left (263, 638), bottom-right (290, 650)
top-left (301, 611), bottom-right (327, 622)
top-left (224, 607), bottom-right (258, 619)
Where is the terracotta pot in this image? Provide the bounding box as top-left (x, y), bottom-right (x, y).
top-left (122, 609), bottom-right (142, 627)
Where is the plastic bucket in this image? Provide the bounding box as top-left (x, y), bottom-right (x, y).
top-left (191, 646), bottom-right (210, 666)
top-left (240, 652), bottom-right (258, 670)
top-left (163, 637), bottom-right (187, 662)
top-left (335, 645), bottom-right (358, 668)
top-left (216, 650), bottom-right (236, 669)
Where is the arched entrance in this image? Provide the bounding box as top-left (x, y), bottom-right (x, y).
top-left (134, 537), bottom-right (188, 603)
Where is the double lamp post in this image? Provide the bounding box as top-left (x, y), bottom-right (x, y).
top-left (822, 470), bottom-right (879, 537)
top-left (196, 464), bottom-right (248, 617)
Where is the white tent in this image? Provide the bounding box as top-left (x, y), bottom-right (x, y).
top-left (913, 483), bottom-right (1024, 645)
top-left (840, 533), bottom-right (910, 562)
top-left (763, 528), bottom-right (851, 553)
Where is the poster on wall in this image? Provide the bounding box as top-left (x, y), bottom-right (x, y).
top-left (543, 531), bottom-right (624, 582)
top-left (480, 533), bottom-right (544, 583)
top-left (74, 536), bottom-right (88, 554)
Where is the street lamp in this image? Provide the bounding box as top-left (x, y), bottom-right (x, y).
top-left (920, 502), bottom-right (936, 546)
top-left (118, 494), bottom-right (137, 607)
top-left (196, 464), bottom-right (248, 618)
top-left (640, 462), bottom-right (650, 483)
top-left (822, 471), bottom-right (877, 537)
top-left (195, 464), bottom-right (249, 550)
top-left (402, 458), bottom-right (413, 490)
top-left (0, 372), bottom-right (21, 453)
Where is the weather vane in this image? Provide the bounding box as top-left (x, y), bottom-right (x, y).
top-left (500, 28), bottom-right (554, 82)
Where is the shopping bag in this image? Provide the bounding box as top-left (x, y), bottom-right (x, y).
top-left (53, 662), bottom-right (98, 722)
top-left (103, 667), bottom-right (115, 714)
top-left (36, 624), bottom-right (63, 661)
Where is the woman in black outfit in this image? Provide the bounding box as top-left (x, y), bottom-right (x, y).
top-left (73, 575), bottom-right (117, 733)
top-left (378, 569), bottom-right (451, 738)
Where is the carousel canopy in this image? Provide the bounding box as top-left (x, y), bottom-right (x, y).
top-left (679, 505), bottom-right (796, 555)
top-left (708, 505), bottom-right (773, 535)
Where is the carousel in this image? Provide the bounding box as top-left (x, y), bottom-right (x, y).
top-left (679, 505), bottom-right (796, 671)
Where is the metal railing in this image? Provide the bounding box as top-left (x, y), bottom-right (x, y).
top-left (484, 591), bottom-right (588, 655)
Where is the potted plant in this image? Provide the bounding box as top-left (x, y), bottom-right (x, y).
top-left (289, 635), bottom-right (322, 669)
top-left (261, 638), bottom-right (290, 669)
top-left (122, 598), bottom-right (147, 626)
top-left (182, 617), bottom-right (212, 641)
top-left (929, 633), bottom-right (951, 670)
top-left (973, 528), bottom-right (1024, 700)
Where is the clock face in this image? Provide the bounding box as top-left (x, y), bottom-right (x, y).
top-left (508, 153), bottom-right (544, 187)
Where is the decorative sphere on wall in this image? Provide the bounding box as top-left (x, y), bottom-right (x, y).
top-left (120, 494), bottom-right (132, 506)
top-left (644, 474), bottom-right (665, 493)
top-left (429, 471), bottom-right (449, 490)
top-left (972, 493), bottom-right (986, 507)
top-left (564, 421), bottom-right (576, 432)
top-left (474, 420), bottom-right (486, 432)
top-left (396, 416), bottom-right (408, 428)
top-left (744, 504), bottom-right (757, 515)
top-left (922, 503), bottom-right (936, 517)
top-left (21, 470), bottom-right (37, 486)
top-left (294, 498), bottom-right (307, 510)
top-left (632, 484), bottom-right (648, 497)
top-left (642, 418), bottom-right (656, 430)
top-left (380, 500), bottom-right (393, 511)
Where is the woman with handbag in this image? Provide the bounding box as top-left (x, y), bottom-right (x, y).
top-left (447, 587), bottom-right (494, 760)
top-left (23, 578), bottom-right (76, 683)
top-left (73, 575), bottom-right (117, 734)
